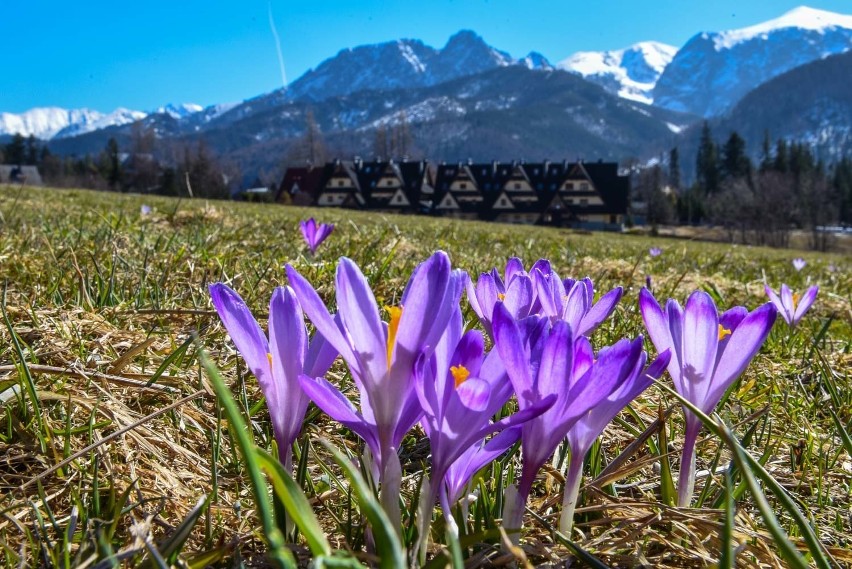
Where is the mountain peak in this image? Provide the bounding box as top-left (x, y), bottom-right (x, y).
top-left (445, 29), bottom-right (484, 46)
top-left (713, 5), bottom-right (852, 50)
top-left (557, 41), bottom-right (677, 104)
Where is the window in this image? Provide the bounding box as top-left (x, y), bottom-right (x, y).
top-left (459, 182), bottom-right (467, 189)
top-left (580, 198), bottom-right (588, 205)
top-left (338, 179), bottom-right (345, 187)
top-left (580, 182), bottom-right (589, 191)
top-left (514, 182), bottom-right (521, 190)
top-left (610, 215), bottom-right (617, 224)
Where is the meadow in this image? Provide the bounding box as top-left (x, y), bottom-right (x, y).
top-left (0, 184), bottom-right (850, 568)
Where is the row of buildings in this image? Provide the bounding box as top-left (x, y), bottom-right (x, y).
top-left (276, 158), bottom-right (629, 230)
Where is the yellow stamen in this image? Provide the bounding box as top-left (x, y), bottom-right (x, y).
top-left (718, 324), bottom-right (732, 341)
top-left (451, 365), bottom-right (470, 387)
top-left (385, 305), bottom-right (403, 365)
top-left (267, 353), bottom-right (274, 371)
top-left (497, 293), bottom-right (506, 301)
top-left (792, 293), bottom-right (800, 307)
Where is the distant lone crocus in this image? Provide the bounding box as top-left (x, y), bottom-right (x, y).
top-left (299, 218), bottom-right (334, 254)
top-left (140, 204), bottom-right (152, 215)
top-left (560, 346), bottom-right (670, 534)
top-left (792, 257), bottom-right (806, 271)
top-left (765, 284), bottom-right (818, 327)
top-left (649, 247), bottom-right (662, 257)
top-left (492, 303), bottom-right (645, 538)
top-left (639, 288), bottom-right (776, 507)
top-left (286, 251), bottom-right (464, 527)
top-left (209, 283), bottom-right (337, 470)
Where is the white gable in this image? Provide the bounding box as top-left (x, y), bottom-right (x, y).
top-left (389, 189), bottom-right (410, 206)
top-left (492, 192), bottom-right (515, 210)
top-left (436, 192), bottom-right (460, 210)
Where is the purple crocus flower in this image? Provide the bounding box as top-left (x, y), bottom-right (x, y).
top-left (286, 251), bottom-right (464, 525)
top-left (209, 283), bottom-right (337, 470)
top-left (792, 257), bottom-right (806, 271)
top-left (649, 247), bottom-right (662, 257)
top-left (140, 204), bottom-right (152, 215)
top-left (414, 304), bottom-right (553, 537)
top-left (492, 303), bottom-right (645, 538)
top-left (299, 218), bottom-right (334, 254)
top-left (535, 271), bottom-right (623, 339)
top-left (765, 284), bottom-right (818, 327)
top-left (466, 258), bottom-right (552, 337)
top-left (639, 288), bottom-right (776, 507)
top-left (560, 347), bottom-right (671, 534)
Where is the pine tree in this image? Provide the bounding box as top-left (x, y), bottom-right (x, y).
top-left (5, 134), bottom-right (26, 165)
top-left (721, 131), bottom-right (751, 181)
top-left (759, 130), bottom-right (772, 172)
top-left (695, 122), bottom-right (720, 194)
top-left (773, 139), bottom-right (789, 173)
top-left (668, 147), bottom-right (681, 192)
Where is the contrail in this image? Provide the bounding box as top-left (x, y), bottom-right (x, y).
top-left (268, 2), bottom-right (288, 88)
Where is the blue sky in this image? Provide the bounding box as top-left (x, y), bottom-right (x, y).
top-left (3, 1), bottom-right (850, 113)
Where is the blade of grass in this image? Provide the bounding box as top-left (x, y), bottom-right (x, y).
top-left (254, 447), bottom-right (333, 558)
top-left (317, 438), bottom-right (405, 569)
top-left (654, 380), bottom-right (833, 569)
top-left (199, 349), bottom-right (295, 569)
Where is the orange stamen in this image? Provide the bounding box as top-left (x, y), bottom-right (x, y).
top-left (497, 293), bottom-right (506, 301)
top-left (385, 305), bottom-right (403, 365)
top-left (718, 324), bottom-right (732, 341)
top-left (267, 352), bottom-right (274, 371)
top-left (792, 293), bottom-right (800, 307)
top-left (451, 365), bottom-right (470, 387)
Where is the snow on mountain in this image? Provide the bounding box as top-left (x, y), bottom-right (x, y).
top-left (54, 108), bottom-right (147, 138)
top-left (284, 30), bottom-right (537, 102)
top-left (713, 6), bottom-right (852, 50)
top-left (155, 103), bottom-right (204, 119)
top-left (557, 42), bottom-right (677, 104)
top-left (0, 107), bottom-right (147, 140)
top-left (654, 5), bottom-right (852, 116)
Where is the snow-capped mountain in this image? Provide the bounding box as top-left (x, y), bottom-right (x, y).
top-left (284, 30), bottom-right (548, 102)
top-left (557, 42), bottom-right (677, 104)
top-left (0, 107), bottom-right (147, 140)
top-left (654, 6), bottom-right (852, 117)
top-left (155, 103), bottom-right (204, 119)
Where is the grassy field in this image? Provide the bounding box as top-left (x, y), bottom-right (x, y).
top-left (0, 184), bottom-right (850, 568)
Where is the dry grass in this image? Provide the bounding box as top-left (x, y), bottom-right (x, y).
top-left (0, 184), bottom-right (850, 567)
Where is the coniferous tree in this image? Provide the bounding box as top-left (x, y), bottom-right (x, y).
top-left (696, 122), bottom-right (720, 194)
top-left (760, 130), bottom-right (772, 172)
top-left (774, 139), bottom-right (789, 173)
top-left (721, 131), bottom-right (751, 181)
top-left (5, 134), bottom-right (26, 165)
top-left (668, 147), bottom-right (681, 193)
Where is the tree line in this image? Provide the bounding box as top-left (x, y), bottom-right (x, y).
top-left (1, 128), bottom-right (237, 200)
top-left (634, 122), bottom-right (852, 251)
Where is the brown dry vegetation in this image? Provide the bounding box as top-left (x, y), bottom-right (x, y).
top-left (0, 184), bottom-right (850, 567)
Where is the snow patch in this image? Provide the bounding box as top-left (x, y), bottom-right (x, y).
top-left (713, 6), bottom-right (852, 50)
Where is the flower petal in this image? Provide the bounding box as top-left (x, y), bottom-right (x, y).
top-left (505, 257), bottom-right (525, 284)
top-left (298, 374), bottom-right (380, 457)
top-left (492, 302), bottom-right (534, 401)
top-left (335, 257), bottom-right (387, 389)
top-left (268, 287), bottom-right (309, 447)
top-left (577, 286), bottom-right (623, 337)
top-left (504, 274), bottom-right (533, 319)
top-left (707, 303), bottom-right (776, 413)
top-left (561, 280), bottom-right (589, 332)
top-left (639, 288), bottom-right (679, 377)
top-left (209, 283), bottom-right (271, 386)
top-left (793, 285), bottom-right (818, 323)
top-left (683, 291), bottom-right (719, 409)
